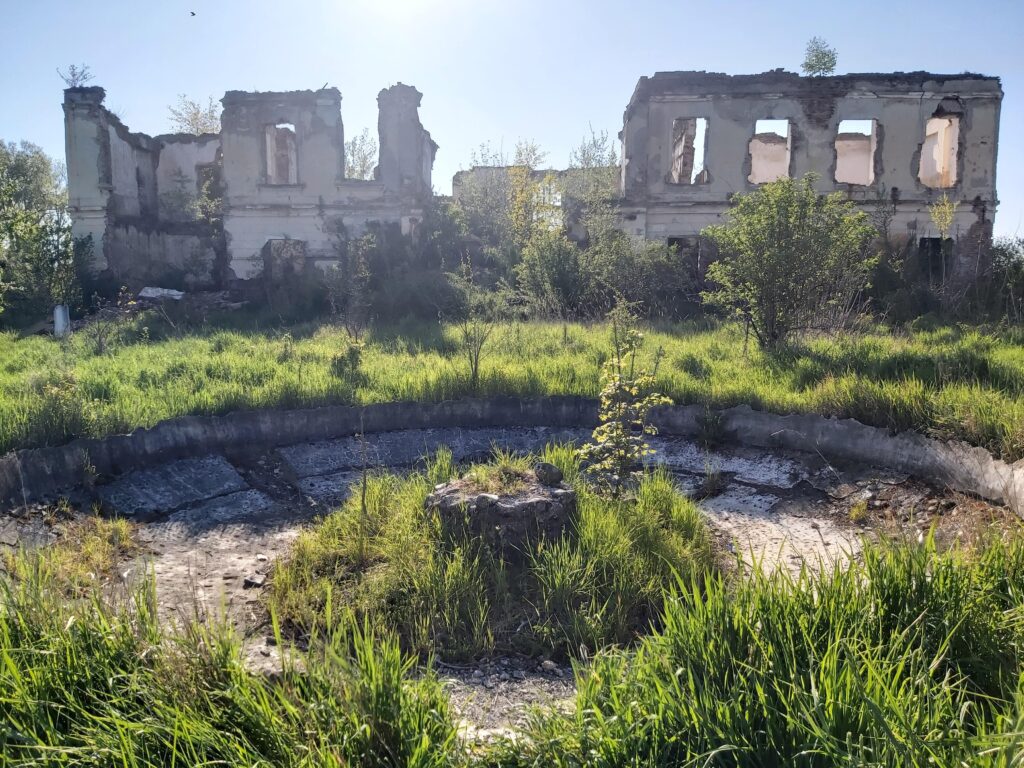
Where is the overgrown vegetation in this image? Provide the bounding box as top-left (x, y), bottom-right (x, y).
top-left (0, 567), bottom-right (457, 766)
top-left (0, 316), bottom-right (1021, 460)
top-left (267, 445), bottom-right (714, 660)
top-left (7, 519), bottom-right (1024, 763)
top-left (702, 174), bottom-right (877, 349)
top-left (499, 536), bottom-right (1024, 766)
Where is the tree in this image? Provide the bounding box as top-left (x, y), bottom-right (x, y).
top-left (701, 175), bottom-right (876, 349)
top-left (563, 128), bottom-right (619, 241)
top-left (57, 64), bottom-right (93, 88)
top-left (453, 139), bottom-right (548, 268)
top-left (928, 192), bottom-right (959, 288)
top-left (802, 37), bottom-right (838, 77)
top-left (0, 141), bottom-right (75, 325)
top-left (345, 127), bottom-right (377, 180)
top-left (450, 262), bottom-right (508, 390)
top-left (516, 228), bottom-right (589, 317)
top-left (580, 302), bottom-right (669, 496)
top-left (168, 95), bottom-right (220, 135)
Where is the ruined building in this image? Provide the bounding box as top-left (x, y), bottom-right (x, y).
top-left (618, 71), bottom-right (1002, 287)
top-left (63, 84), bottom-right (436, 285)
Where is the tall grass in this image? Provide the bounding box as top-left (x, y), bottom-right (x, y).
top-left (266, 446), bottom-right (715, 660)
top-left (0, 316), bottom-right (1022, 459)
top-left (0, 565), bottom-right (458, 766)
top-left (496, 535), bottom-right (1024, 767)
top-left (7, 514), bottom-right (1024, 763)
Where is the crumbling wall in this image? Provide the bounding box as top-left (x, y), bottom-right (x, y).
top-left (376, 83), bottom-right (436, 198)
top-left (63, 88), bottom-right (222, 286)
top-left (221, 85), bottom-right (436, 280)
top-left (618, 71), bottom-right (1002, 273)
top-left (154, 134), bottom-right (220, 221)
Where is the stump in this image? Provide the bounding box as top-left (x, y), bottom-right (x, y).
top-left (425, 463), bottom-right (576, 559)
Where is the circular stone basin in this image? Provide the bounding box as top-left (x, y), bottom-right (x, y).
top-left (424, 462), bottom-right (576, 558)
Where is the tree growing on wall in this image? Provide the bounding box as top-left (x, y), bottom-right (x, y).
top-left (345, 128), bottom-right (377, 180)
top-left (802, 37), bottom-right (838, 76)
top-left (57, 64), bottom-right (93, 88)
top-left (168, 95), bottom-right (221, 135)
top-left (701, 175), bottom-right (876, 350)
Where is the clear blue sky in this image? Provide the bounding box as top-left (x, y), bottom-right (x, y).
top-left (2, 0), bottom-right (1021, 236)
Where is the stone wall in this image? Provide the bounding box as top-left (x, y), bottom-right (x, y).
top-left (1, 398), bottom-right (1020, 517)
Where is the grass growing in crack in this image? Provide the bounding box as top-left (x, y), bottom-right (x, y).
top-left (3, 513), bottom-right (140, 598)
top-left (0, 317), bottom-right (1022, 460)
top-left (266, 444), bottom-right (715, 660)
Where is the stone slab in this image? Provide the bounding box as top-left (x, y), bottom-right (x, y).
top-left (647, 437), bottom-right (808, 489)
top-left (294, 470), bottom-right (361, 505)
top-left (98, 455), bottom-right (248, 517)
top-left (141, 489), bottom-right (278, 542)
top-left (279, 427), bottom-right (590, 479)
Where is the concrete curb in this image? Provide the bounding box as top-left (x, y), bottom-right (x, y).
top-left (1, 397), bottom-right (1021, 515)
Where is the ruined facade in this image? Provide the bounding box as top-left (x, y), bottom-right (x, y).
top-left (64, 83), bottom-right (436, 285)
top-left (618, 71), bottom-right (1002, 286)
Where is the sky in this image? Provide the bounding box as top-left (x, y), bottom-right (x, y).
top-left (1, 0), bottom-right (1021, 236)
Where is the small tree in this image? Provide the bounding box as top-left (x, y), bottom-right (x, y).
top-left (802, 37), bottom-right (838, 76)
top-left (702, 175), bottom-right (876, 349)
top-left (58, 64), bottom-right (93, 88)
top-left (451, 262), bottom-right (507, 390)
top-left (168, 95), bottom-right (220, 135)
top-left (928, 192), bottom-right (959, 287)
top-left (345, 128), bottom-right (378, 180)
top-left (580, 302), bottom-right (669, 496)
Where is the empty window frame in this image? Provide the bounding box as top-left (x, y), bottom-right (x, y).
top-left (265, 123), bottom-right (298, 185)
top-left (918, 116), bottom-right (959, 188)
top-left (748, 119), bottom-right (791, 184)
top-left (669, 118), bottom-right (709, 184)
top-left (834, 119), bottom-right (877, 186)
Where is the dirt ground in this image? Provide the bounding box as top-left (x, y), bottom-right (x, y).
top-left (1, 426), bottom-right (1018, 735)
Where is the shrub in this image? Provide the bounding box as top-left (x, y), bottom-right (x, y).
top-left (516, 228), bottom-right (590, 317)
top-left (702, 174), bottom-right (877, 349)
top-left (581, 304), bottom-right (669, 495)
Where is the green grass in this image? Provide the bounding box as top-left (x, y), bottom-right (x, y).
top-left (495, 535), bottom-right (1024, 767)
top-left (1, 313), bottom-right (1023, 460)
top-left (266, 445), bottom-right (716, 660)
top-left (0, 570), bottom-right (458, 766)
top-left (7, 521), bottom-right (1024, 764)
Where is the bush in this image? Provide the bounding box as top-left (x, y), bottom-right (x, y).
top-left (702, 174), bottom-right (877, 349)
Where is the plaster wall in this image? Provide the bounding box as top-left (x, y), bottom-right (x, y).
top-left (835, 133), bottom-right (874, 185)
top-left (155, 136), bottom-right (220, 200)
top-left (620, 72), bottom-right (1002, 246)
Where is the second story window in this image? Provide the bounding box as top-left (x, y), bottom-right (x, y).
top-left (835, 119), bottom-right (877, 186)
top-left (669, 117), bottom-right (709, 184)
top-left (748, 119), bottom-right (791, 184)
top-left (265, 122), bottom-right (297, 185)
